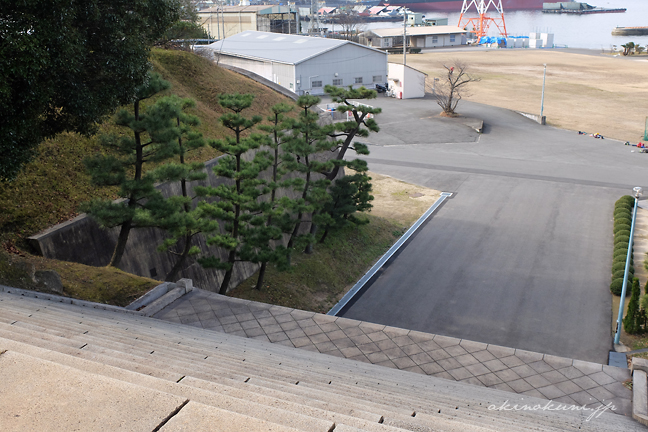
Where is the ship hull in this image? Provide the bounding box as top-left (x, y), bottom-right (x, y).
top-left (388, 0), bottom-right (545, 12)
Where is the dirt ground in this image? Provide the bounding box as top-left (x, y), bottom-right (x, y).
top-left (367, 171), bottom-right (441, 228)
top-left (398, 50), bottom-right (648, 143)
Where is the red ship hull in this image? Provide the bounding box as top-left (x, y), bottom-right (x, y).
top-left (389, 0), bottom-right (545, 12)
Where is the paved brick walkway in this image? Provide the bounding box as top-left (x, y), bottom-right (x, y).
top-left (154, 289), bottom-right (633, 416)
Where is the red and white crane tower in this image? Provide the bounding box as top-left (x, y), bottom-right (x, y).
top-left (458, 0), bottom-right (508, 41)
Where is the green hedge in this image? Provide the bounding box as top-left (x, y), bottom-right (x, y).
top-left (615, 230), bottom-right (631, 239)
top-left (611, 195), bottom-right (636, 295)
top-left (610, 278), bottom-right (633, 296)
top-left (615, 235), bottom-right (631, 246)
top-left (614, 224), bottom-right (632, 234)
top-left (612, 262), bottom-right (633, 274)
top-left (613, 269), bottom-right (632, 281)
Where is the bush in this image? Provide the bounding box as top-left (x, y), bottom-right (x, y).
top-left (615, 235), bottom-right (631, 246)
top-left (610, 278), bottom-right (625, 295)
top-left (623, 278), bottom-right (641, 333)
top-left (612, 261), bottom-right (634, 274)
top-left (615, 230), bottom-right (631, 239)
top-left (616, 195), bottom-right (635, 206)
top-left (614, 217), bottom-right (632, 226)
top-left (614, 221), bottom-right (630, 234)
top-left (614, 207), bottom-right (632, 219)
top-left (615, 203), bottom-right (632, 213)
top-left (613, 254), bottom-right (633, 265)
top-left (612, 247), bottom-right (628, 260)
top-left (612, 269), bottom-right (632, 281)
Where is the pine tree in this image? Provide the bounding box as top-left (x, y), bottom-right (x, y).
top-left (624, 277), bottom-right (641, 334)
top-left (283, 95), bottom-right (335, 262)
top-left (249, 103), bottom-right (296, 290)
top-left (148, 95), bottom-right (219, 282)
top-left (301, 85), bottom-right (380, 253)
top-left (83, 73), bottom-right (180, 268)
top-left (318, 159), bottom-right (374, 245)
top-left (195, 94), bottom-right (272, 294)
top-left (322, 85), bottom-right (381, 182)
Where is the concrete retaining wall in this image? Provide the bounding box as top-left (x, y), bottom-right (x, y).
top-left (29, 135), bottom-right (338, 292)
top-left (516, 111), bottom-right (546, 125)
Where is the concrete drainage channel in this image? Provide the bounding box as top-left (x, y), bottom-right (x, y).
top-left (327, 192), bottom-right (453, 317)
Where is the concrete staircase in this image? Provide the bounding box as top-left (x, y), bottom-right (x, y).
top-left (0, 291), bottom-right (643, 431)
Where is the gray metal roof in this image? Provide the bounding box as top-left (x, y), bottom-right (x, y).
top-left (207, 31), bottom-right (385, 65)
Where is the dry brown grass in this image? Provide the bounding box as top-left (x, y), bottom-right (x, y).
top-left (399, 50), bottom-right (648, 142)
top-left (368, 172), bottom-right (441, 228)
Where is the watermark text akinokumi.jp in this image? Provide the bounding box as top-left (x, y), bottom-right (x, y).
top-left (488, 399), bottom-right (616, 421)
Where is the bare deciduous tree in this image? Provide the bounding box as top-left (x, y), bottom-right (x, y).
top-left (332, 6), bottom-right (365, 41)
top-left (427, 61), bottom-right (480, 116)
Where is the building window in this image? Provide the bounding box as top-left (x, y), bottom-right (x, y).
top-left (312, 80), bottom-right (322, 88)
top-left (332, 78), bottom-right (343, 86)
top-left (372, 75), bottom-right (382, 83)
top-left (354, 77), bottom-right (363, 84)
top-left (450, 35), bottom-right (456, 42)
top-left (432, 36), bottom-right (438, 43)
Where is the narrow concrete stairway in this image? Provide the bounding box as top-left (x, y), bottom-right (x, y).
top-left (0, 291), bottom-right (642, 431)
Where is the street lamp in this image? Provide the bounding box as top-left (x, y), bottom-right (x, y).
top-left (614, 186), bottom-right (643, 345)
top-left (433, 77), bottom-right (440, 94)
top-left (540, 64), bottom-right (547, 125)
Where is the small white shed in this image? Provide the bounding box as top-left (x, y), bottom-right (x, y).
top-left (388, 63), bottom-right (427, 99)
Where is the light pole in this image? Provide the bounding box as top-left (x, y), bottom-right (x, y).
top-left (540, 63), bottom-right (547, 125)
top-left (432, 77), bottom-right (439, 94)
top-left (614, 186), bottom-right (643, 345)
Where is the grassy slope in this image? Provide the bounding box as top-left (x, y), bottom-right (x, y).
top-left (0, 49), bottom-right (291, 251)
top-left (229, 215), bottom-right (402, 314)
top-left (0, 49), bottom-right (293, 304)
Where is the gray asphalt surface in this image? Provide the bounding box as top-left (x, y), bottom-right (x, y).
top-left (339, 95), bottom-right (648, 364)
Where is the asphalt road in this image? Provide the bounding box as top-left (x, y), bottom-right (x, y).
top-left (338, 95), bottom-right (648, 364)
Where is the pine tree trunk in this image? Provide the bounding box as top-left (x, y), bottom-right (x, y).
top-left (164, 234), bottom-right (192, 282)
top-left (304, 217), bottom-right (318, 254)
top-left (109, 219), bottom-right (132, 267)
top-left (255, 262), bottom-right (267, 290)
top-left (318, 227), bottom-right (330, 245)
top-left (219, 253), bottom-right (235, 295)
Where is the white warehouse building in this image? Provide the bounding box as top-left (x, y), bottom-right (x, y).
top-left (207, 31), bottom-right (388, 96)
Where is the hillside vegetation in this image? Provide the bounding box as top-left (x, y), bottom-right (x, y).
top-left (0, 49), bottom-right (292, 252)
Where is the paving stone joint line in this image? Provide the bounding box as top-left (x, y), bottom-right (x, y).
top-left (153, 289), bottom-right (633, 417)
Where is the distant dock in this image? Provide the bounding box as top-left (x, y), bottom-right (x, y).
top-left (542, 7), bottom-right (626, 14)
top-left (612, 26), bottom-right (648, 36)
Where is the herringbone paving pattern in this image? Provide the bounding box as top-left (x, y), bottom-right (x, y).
top-left (154, 289), bottom-right (632, 416)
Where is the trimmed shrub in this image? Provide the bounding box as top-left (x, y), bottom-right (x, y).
top-left (614, 203), bottom-right (634, 211)
top-left (614, 207), bottom-right (632, 215)
top-left (613, 255), bottom-right (633, 267)
top-left (615, 230), bottom-right (631, 239)
top-left (612, 261), bottom-right (633, 274)
top-left (615, 235), bottom-right (630, 246)
top-left (614, 219), bottom-right (632, 228)
top-left (612, 269), bottom-right (632, 281)
top-left (614, 224), bottom-right (632, 234)
top-left (614, 249), bottom-right (629, 260)
top-left (610, 278), bottom-right (625, 295)
top-left (616, 195), bottom-right (635, 206)
top-left (614, 217), bottom-right (632, 226)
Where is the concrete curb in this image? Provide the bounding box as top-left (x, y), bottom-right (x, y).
top-left (327, 192), bottom-right (453, 316)
top-left (633, 369), bottom-right (648, 426)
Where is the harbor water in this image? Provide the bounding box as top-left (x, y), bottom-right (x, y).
top-left (343, 0), bottom-right (648, 50)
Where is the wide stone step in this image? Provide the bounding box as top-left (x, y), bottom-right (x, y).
top-left (0, 293), bottom-right (641, 432)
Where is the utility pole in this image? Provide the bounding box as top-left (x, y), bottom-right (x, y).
top-left (403, 10), bottom-right (407, 65)
top-left (540, 63), bottom-right (547, 124)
